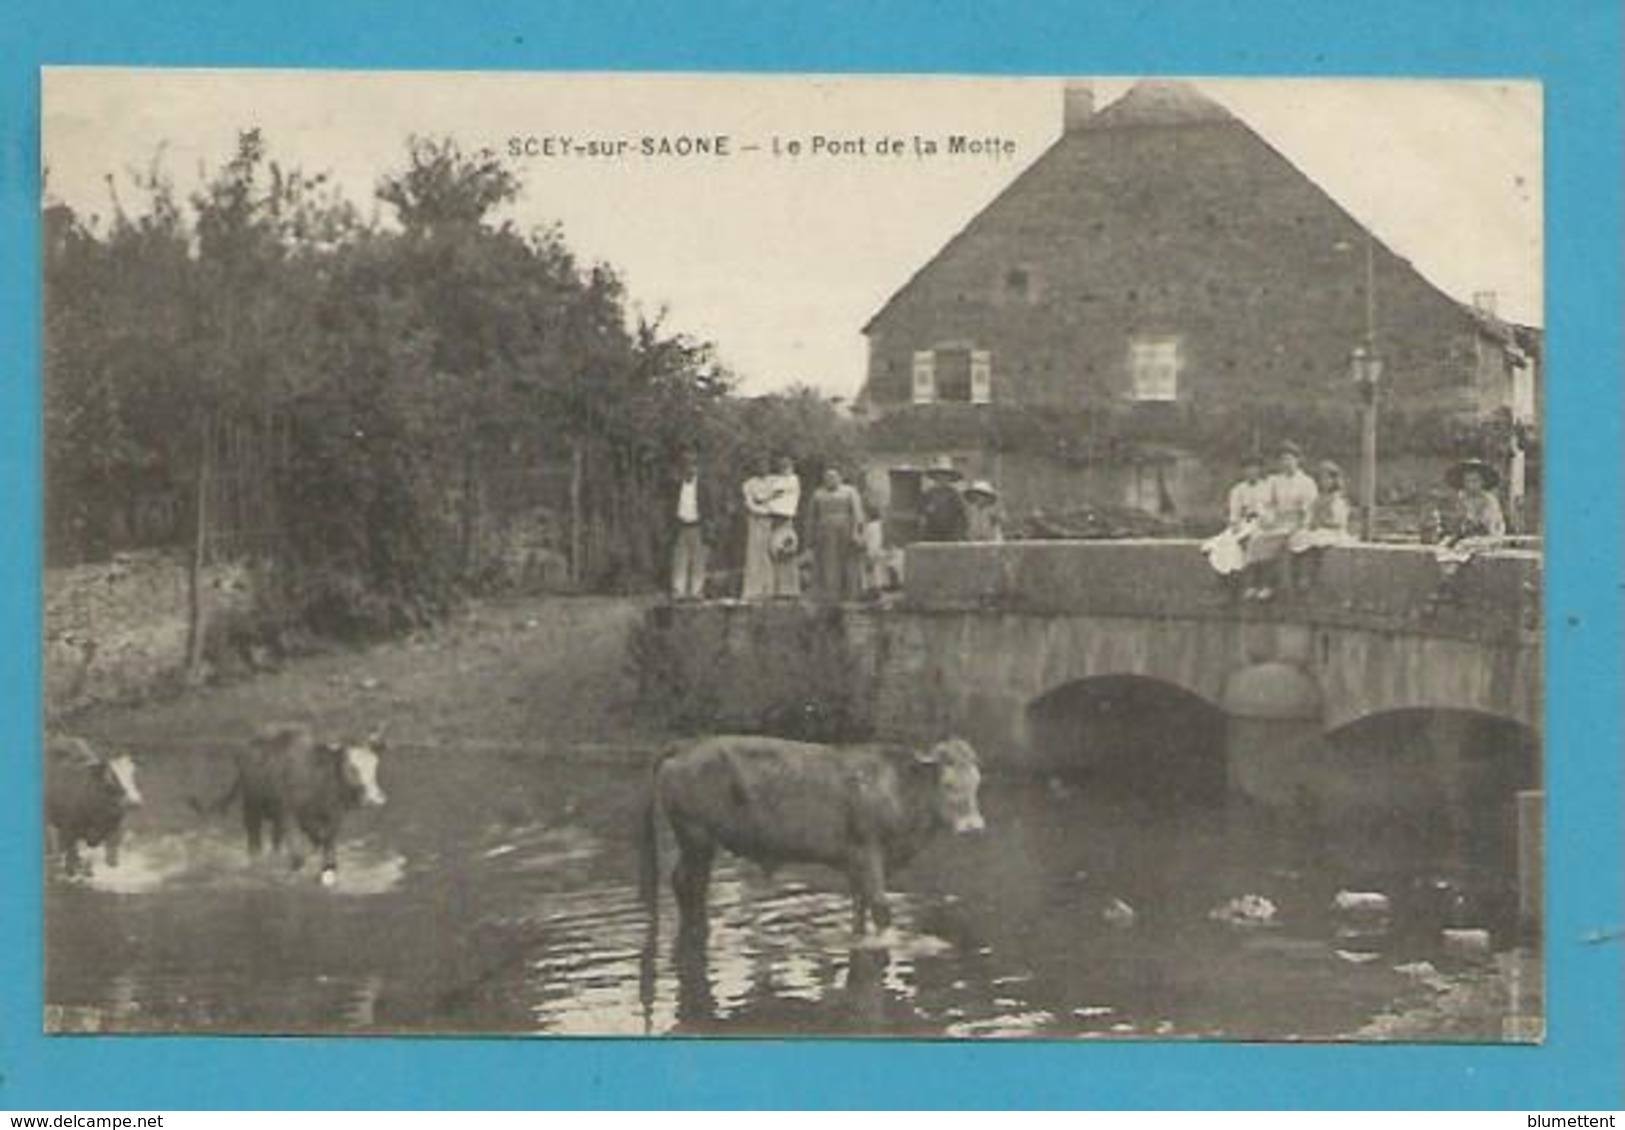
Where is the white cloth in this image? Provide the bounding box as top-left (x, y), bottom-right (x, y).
top-left (676, 478), bottom-right (699, 524)
top-left (1201, 523), bottom-right (1254, 575)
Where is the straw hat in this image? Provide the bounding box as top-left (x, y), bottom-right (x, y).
top-left (925, 455), bottom-right (962, 481)
top-left (965, 480), bottom-right (999, 501)
top-left (1445, 458), bottom-right (1500, 491)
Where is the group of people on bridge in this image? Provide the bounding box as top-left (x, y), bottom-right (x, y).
top-left (1201, 439), bottom-right (1510, 604)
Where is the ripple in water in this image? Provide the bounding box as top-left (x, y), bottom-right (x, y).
top-left (63, 830), bottom-right (408, 897)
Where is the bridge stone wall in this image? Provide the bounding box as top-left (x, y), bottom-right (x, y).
top-left (903, 539), bottom-right (1540, 643)
top-left (640, 542), bottom-right (1539, 798)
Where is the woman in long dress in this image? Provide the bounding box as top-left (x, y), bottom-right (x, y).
top-left (765, 456), bottom-right (803, 598)
top-left (740, 459), bottom-right (776, 600)
top-left (810, 467), bottom-right (866, 601)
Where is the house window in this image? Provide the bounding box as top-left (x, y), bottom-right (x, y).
top-left (1129, 337), bottom-right (1180, 402)
top-left (917, 345), bottom-right (992, 403)
top-left (911, 351), bottom-right (937, 404)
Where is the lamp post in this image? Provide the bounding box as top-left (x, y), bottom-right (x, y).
top-left (1350, 342), bottom-right (1382, 542)
top-left (1340, 233), bottom-right (1382, 542)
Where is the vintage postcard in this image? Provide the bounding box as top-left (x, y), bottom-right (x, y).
top-left (41, 69), bottom-right (1542, 1040)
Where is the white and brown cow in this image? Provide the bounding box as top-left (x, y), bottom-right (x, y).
top-left (190, 723), bottom-right (386, 885)
top-left (45, 734), bottom-right (144, 877)
top-left (639, 735), bottom-right (985, 938)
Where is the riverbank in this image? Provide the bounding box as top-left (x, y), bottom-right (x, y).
top-left (69, 594), bottom-right (659, 757)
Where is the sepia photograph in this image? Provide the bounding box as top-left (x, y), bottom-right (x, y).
top-left (41, 70), bottom-right (1543, 1041)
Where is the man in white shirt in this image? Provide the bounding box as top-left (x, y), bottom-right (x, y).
top-left (671, 453), bottom-right (707, 600)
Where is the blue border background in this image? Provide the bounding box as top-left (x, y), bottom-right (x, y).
top-left (2, 0), bottom-right (1620, 1110)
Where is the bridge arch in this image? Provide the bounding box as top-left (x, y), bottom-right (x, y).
top-left (1025, 674), bottom-right (1229, 804)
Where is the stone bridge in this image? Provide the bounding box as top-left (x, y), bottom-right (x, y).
top-left (643, 539), bottom-right (1540, 807)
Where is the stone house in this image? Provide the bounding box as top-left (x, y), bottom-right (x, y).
top-left (857, 80), bottom-right (1540, 540)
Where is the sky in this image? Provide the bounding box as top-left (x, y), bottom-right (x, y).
top-left (42, 71), bottom-right (1542, 399)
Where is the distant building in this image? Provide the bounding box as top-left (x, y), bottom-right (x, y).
top-left (857, 79), bottom-right (1540, 540)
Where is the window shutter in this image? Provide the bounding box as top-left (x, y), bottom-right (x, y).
top-left (911, 351), bottom-right (937, 404)
top-left (970, 350), bottom-right (993, 404)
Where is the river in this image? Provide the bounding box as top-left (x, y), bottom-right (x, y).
top-left (45, 741), bottom-right (1532, 1039)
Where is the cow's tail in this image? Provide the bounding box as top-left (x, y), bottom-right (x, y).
top-left (186, 773), bottom-right (241, 819)
top-left (636, 744), bottom-right (679, 930)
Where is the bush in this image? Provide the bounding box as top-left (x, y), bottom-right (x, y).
top-left (626, 605), bottom-right (874, 742)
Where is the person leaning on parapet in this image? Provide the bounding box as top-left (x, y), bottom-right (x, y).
top-left (669, 450), bottom-right (711, 601)
top-left (1243, 440), bottom-right (1318, 602)
top-left (1201, 453), bottom-right (1269, 600)
top-left (918, 456), bottom-right (969, 542)
top-left (964, 480), bottom-right (1006, 543)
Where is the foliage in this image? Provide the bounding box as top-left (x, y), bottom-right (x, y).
top-left (627, 606), bottom-right (874, 742)
top-left (45, 132), bottom-right (849, 641)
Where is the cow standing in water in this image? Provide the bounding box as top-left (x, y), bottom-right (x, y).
top-left (45, 735), bottom-right (144, 877)
top-left (639, 736), bottom-right (985, 938)
top-left (190, 723), bottom-right (387, 885)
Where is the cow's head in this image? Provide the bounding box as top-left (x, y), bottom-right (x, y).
top-left (915, 738), bottom-right (985, 835)
top-left (340, 730), bottom-right (387, 807)
top-left (101, 753), bottom-right (144, 809)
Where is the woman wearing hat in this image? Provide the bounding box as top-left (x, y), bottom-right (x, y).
top-left (964, 479), bottom-right (1006, 543)
top-left (918, 456), bottom-right (969, 542)
top-left (1428, 458), bottom-right (1508, 612)
top-left (1443, 459), bottom-right (1506, 542)
top-left (1244, 440), bottom-right (1319, 600)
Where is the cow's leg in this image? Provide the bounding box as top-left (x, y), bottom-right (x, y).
top-left (64, 838), bottom-right (83, 878)
top-left (104, 827), bottom-right (122, 868)
top-left (670, 825), bottom-right (715, 938)
top-left (849, 846), bottom-right (890, 936)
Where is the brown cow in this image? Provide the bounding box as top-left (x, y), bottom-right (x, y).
top-left (45, 735), bottom-right (144, 877)
top-left (190, 723), bottom-right (386, 885)
top-left (638, 735), bottom-right (984, 937)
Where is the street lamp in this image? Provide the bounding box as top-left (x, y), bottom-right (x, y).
top-left (1350, 342), bottom-right (1382, 541)
top-left (1338, 233), bottom-right (1381, 542)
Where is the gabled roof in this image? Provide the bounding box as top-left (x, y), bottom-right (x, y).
top-left (861, 79), bottom-right (1496, 341)
top-left (862, 80), bottom-right (1240, 334)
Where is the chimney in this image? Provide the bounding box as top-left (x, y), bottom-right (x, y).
top-left (1064, 81), bottom-right (1097, 133)
top-left (1473, 290), bottom-right (1499, 316)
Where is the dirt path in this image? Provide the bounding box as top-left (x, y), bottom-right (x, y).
top-left (71, 595), bottom-right (659, 758)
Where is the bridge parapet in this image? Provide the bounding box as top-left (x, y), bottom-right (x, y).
top-left (903, 539), bottom-right (1540, 643)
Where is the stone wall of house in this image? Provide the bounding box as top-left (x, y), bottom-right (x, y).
top-left (44, 552), bottom-right (256, 718)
